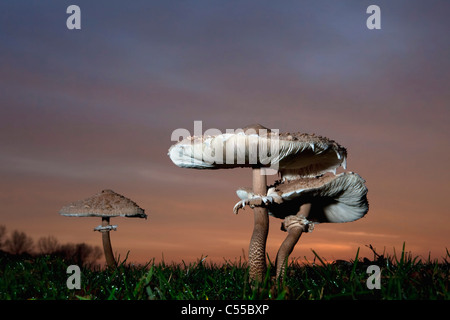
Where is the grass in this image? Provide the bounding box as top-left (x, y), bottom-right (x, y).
top-left (0, 245), bottom-right (448, 300)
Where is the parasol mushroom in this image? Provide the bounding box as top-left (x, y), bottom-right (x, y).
top-left (59, 189), bottom-right (147, 268)
top-left (168, 124), bottom-right (347, 281)
top-left (234, 172), bottom-right (369, 279)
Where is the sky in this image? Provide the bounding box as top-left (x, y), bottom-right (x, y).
top-left (0, 0), bottom-right (449, 266)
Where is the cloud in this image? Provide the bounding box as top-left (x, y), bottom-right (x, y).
top-left (333, 231), bottom-right (400, 239)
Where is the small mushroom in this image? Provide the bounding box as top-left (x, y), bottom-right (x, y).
top-left (59, 189), bottom-right (147, 268)
top-left (168, 124), bottom-right (347, 281)
top-left (234, 172), bottom-right (369, 279)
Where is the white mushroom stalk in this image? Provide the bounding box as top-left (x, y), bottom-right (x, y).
top-left (234, 172), bottom-right (369, 279)
top-left (59, 189), bottom-right (147, 268)
top-left (276, 203), bottom-right (312, 280)
top-left (168, 124), bottom-right (348, 282)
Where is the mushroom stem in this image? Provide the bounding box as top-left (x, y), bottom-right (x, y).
top-left (248, 167), bottom-right (269, 282)
top-left (275, 227), bottom-right (303, 280)
top-left (101, 217), bottom-right (116, 268)
top-left (275, 203), bottom-right (312, 280)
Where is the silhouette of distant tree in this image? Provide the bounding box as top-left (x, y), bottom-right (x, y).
top-left (4, 230), bottom-right (34, 255)
top-left (0, 225), bottom-right (102, 266)
top-left (37, 235), bottom-right (60, 255)
top-left (56, 242), bottom-right (102, 266)
top-left (0, 225), bottom-right (6, 250)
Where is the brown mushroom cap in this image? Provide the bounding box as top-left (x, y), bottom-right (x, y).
top-left (168, 124), bottom-right (347, 180)
top-left (236, 172), bottom-right (369, 224)
top-left (59, 189), bottom-right (147, 219)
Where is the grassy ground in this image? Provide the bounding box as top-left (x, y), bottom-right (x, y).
top-left (0, 246), bottom-right (448, 300)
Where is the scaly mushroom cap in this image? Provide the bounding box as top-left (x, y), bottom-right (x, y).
top-left (59, 189), bottom-right (147, 218)
top-left (168, 124), bottom-right (347, 180)
top-left (235, 172), bottom-right (369, 224)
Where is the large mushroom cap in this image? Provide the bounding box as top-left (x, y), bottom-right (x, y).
top-left (168, 124), bottom-right (347, 179)
top-left (236, 172), bottom-right (369, 224)
top-left (59, 189), bottom-right (147, 219)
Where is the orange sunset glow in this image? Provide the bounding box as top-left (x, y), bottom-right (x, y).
top-left (0, 1), bottom-right (448, 267)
